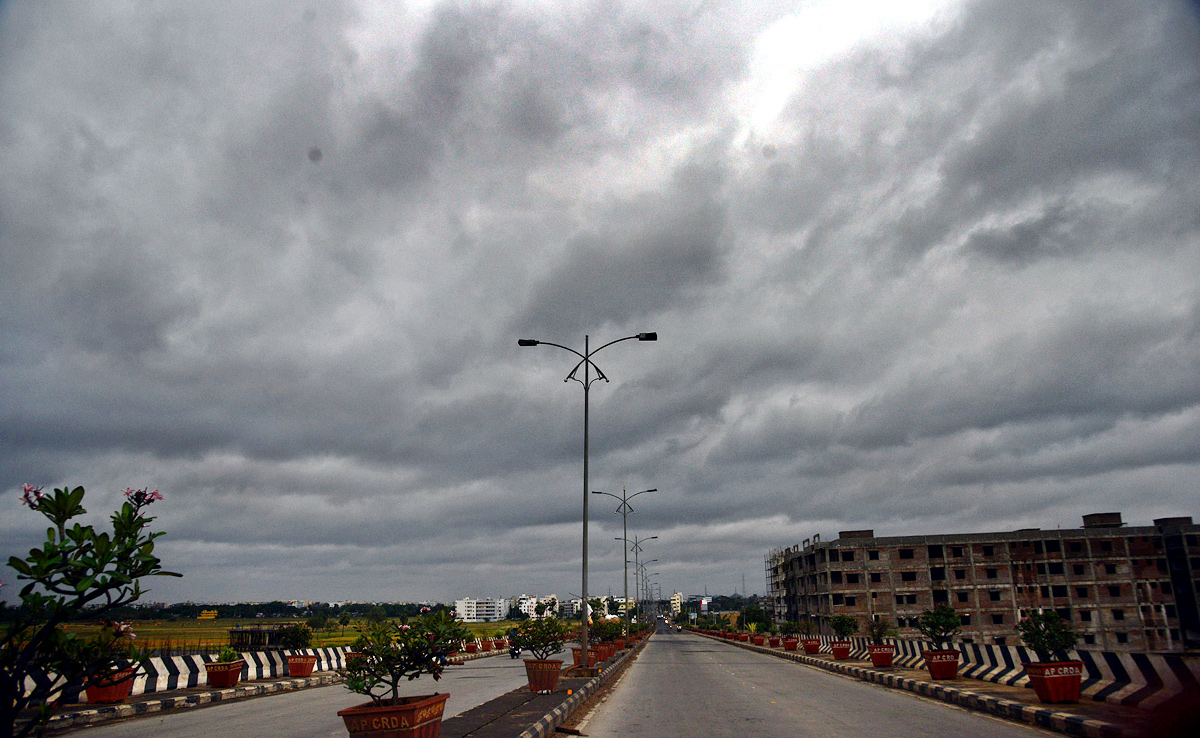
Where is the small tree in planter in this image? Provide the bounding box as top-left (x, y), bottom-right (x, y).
top-left (865, 618), bottom-right (897, 667)
top-left (2, 485), bottom-right (179, 738)
top-left (779, 621), bottom-right (800, 650)
top-left (336, 610), bottom-right (469, 738)
top-left (512, 618), bottom-right (573, 694)
top-left (1016, 610), bottom-right (1083, 703)
top-left (829, 615), bottom-right (858, 659)
top-left (278, 623), bottom-right (318, 677)
top-left (917, 605), bottom-right (962, 680)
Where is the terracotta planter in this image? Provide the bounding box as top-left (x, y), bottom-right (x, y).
top-left (494, 638), bottom-right (507, 649)
top-left (287, 654), bottom-right (319, 677)
top-left (464, 643), bottom-right (478, 654)
top-left (523, 659), bottom-right (564, 694)
top-left (737, 633), bottom-right (749, 642)
top-left (751, 635), bottom-right (766, 646)
top-left (338, 693), bottom-right (449, 738)
top-left (204, 660), bottom-right (245, 688)
top-left (922, 650), bottom-right (960, 680)
top-left (783, 638), bottom-right (799, 651)
top-left (615, 638), bottom-right (627, 650)
top-left (85, 668), bottom-right (137, 704)
top-left (1024, 661), bottom-right (1084, 703)
top-left (570, 647), bottom-right (597, 668)
top-left (831, 641), bottom-right (852, 659)
top-left (479, 641), bottom-right (493, 652)
top-left (768, 636), bottom-right (781, 647)
top-left (802, 638), bottom-right (821, 654)
top-left (867, 644), bottom-right (895, 667)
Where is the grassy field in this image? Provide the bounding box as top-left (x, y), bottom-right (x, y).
top-left (58, 618), bottom-right (533, 654)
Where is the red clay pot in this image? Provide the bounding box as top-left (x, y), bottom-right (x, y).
top-left (768, 636), bottom-right (781, 647)
top-left (802, 638), bottom-right (821, 654)
top-left (523, 659), bottom-right (564, 694)
top-left (464, 643), bottom-right (478, 654)
top-left (338, 693), bottom-right (449, 738)
top-left (287, 654), bottom-right (319, 677)
top-left (204, 660), bottom-right (245, 688)
top-left (1024, 661), bottom-right (1084, 703)
top-left (752, 635), bottom-right (766, 646)
top-left (85, 668), bottom-right (136, 704)
top-left (922, 650), bottom-right (960, 680)
top-left (571, 647), bottom-right (598, 668)
top-left (783, 638), bottom-right (799, 651)
top-left (867, 644), bottom-right (895, 667)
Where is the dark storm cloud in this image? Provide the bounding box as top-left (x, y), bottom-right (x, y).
top-left (3, 1), bottom-right (1199, 603)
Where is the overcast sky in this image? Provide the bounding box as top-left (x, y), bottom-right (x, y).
top-left (2, 0), bottom-right (1199, 605)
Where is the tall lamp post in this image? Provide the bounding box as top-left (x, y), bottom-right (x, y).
top-left (635, 556), bottom-right (658, 622)
top-left (615, 533), bottom-right (657, 636)
top-left (594, 487), bottom-right (656, 637)
top-left (518, 332), bottom-right (657, 662)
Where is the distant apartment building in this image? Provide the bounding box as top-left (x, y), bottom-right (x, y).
top-left (454, 597), bottom-right (506, 623)
top-left (766, 512), bottom-right (1200, 653)
top-left (560, 598), bottom-right (583, 618)
top-left (669, 592), bottom-right (683, 616)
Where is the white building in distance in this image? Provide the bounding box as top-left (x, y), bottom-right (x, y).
top-left (454, 598), bottom-right (506, 623)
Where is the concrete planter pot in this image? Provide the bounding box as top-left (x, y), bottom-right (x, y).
top-left (867, 644), bottom-right (895, 667)
top-left (768, 636), bottom-right (781, 647)
top-left (1024, 661), bottom-right (1084, 703)
top-left (204, 660), bottom-right (245, 688)
top-left (783, 638), bottom-right (799, 651)
top-left (802, 638), bottom-right (821, 654)
top-left (523, 659), bottom-right (564, 694)
top-left (338, 693), bottom-right (449, 738)
top-left (286, 654), bottom-right (319, 677)
top-left (84, 668), bottom-right (136, 704)
top-left (922, 650), bottom-right (960, 680)
top-left (831, 641), bottom-right (853, 660)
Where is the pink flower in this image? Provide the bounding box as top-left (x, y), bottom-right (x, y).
top-left (20, 484), bottom-right (47, 508)
top-left (123, 487), bottom-right (163, 507)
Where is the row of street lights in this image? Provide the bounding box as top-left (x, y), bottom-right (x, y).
top-left (518, 332), bottom-right (657, 661)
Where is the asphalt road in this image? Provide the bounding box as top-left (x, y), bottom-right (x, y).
top-left (580, 629), bottom-right (1052, 738)
top-left (75, 650), bottom-right (553, 738)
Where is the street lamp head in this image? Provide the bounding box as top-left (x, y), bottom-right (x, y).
top-left (517, 339), bottom-right (539, 346)
top-left (636, 332), bottom-right (657, 341)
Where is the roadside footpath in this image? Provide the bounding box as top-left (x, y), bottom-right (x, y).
top-left (36, 640), bottom-right (645, 737)
top-left (37, 648), bottom-right (501, 734)
top-left (693, 632), bottom-right (1184, 738)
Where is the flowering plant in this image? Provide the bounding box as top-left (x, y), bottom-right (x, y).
top-left (338, 610), bottom-right (469, 706)
top-left (830, 614), bottom-right (859, 639)
top-left (2, 485), bottom-right (179, 738)
top-left (916, 605), bottom-right (962, 649)
top-left (866, 617), bottom-right (896, 645)
top-left (1016, 610), bottom-right (1078, 663)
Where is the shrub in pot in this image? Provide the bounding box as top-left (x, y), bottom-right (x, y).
top-left (1017, 610), bottom-right (1083, 703)
top-left (865, 618), bottom-right (897, 667)
top-left (206, 646), bottom-right (246, 688)
top-left (829, 615), bottom-right (858, 659)
top-left (83, 620), bottom-right (147, 704)
top-left (779, 621), bottom-right (800, 651)
top-left (917, 605), bottom-right (961, 680)
top-left (336, 610), bottom-right (468, 738)
top-left (798, 618), bottom-right (821, 653)
top-left (511, 618), bottom-right (573, 694)
top-left (279, 623), bottom-right (318, 677)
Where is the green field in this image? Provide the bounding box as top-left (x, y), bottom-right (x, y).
top-left (59, 618), bottom-right (532, 654)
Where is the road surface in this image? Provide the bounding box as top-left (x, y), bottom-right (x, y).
top-left (580, 628), bottom-right (1051, 738)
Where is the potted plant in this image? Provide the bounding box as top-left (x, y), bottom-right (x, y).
top-left (779, 621), bottom-right (800, 651)
top-left (829, 615), bottom-right (857, 659)
top-left (767, 624), bottom-right (781, 648)
top-left (798, 618), bottom-right (821, 654)
top-left (511, 618), bottom-right (573, 694)
top-left (917, 605), bottom-right (961, 680)
top-left (336, 610), bottom-right (468, 738)
top-left (1017, 610), bottom-right (1084, 703)
top-left (83, 620), bottom-right (147, 704)
top-left (205, 646), bottom-right (246, 688)
top-left (279, 622), bottom-right (318, 677)
top-left (865, 617), bottom-right (897, 667)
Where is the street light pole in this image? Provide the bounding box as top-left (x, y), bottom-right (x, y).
top-left (594, 487), bottom-right (655, 638)
top-left (518, 332), bottom-right (656, 663)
